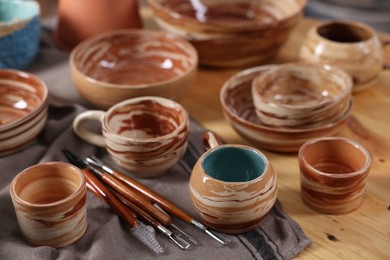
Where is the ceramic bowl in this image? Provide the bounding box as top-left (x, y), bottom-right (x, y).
top-left (148, 0), bottom-right (307, 68)
top-left (251, 63), bottom-right (352, 128)
top-left (70, 29), bottom-right (198, 109)
top-left (299, 20), bottom-right (389, 92)
top-left (0, 69), bottom-right (48, 156)
top-left (220, 66), bottom-right (353, 152)
top-left (0, 0), bottom-right (41, 69)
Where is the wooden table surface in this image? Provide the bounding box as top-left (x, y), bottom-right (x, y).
top-left (144, 13), bottom-right (390, 260)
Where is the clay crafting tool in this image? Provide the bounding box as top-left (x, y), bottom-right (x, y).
top-left (62, 148), bottom-right (165, 254)
top-left (86, 156), bottom-right (231, 246)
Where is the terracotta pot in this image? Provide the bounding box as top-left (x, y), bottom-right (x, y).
top-left (54, 0), bottom-right (142, 51)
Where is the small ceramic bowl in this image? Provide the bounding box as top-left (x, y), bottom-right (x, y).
top-left (0, 0), bottom-right (41, 69)
top-left (251, 63), bottom-right (352, 128)
top-left (148, 0), bottom-right (307, 67)
top-left (220, 65), bottom-right (352, 152)
top-left (0, 69), bottom-right (48, 156)
top-left (299, 20), bottom-right (389, 92)
top-left (189, 131), bottom-right (277, 234)
top-left (299, 137), bottom-right (372, 214)
top-left (70, 29), bottom-right (198, 109)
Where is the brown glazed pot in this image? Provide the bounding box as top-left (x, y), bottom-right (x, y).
top-left (189, 132), bottom-right (277, 234)
top-left (9, 162), bottom-right (87, 247)
top-left (298, 137), bottom-right (372, 214)
top-left (54, 0), bottom-right (142, 51)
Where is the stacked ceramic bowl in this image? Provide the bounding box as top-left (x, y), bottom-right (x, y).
top-left (220, 64), bottom-right (353, 152)
top-left (251, 63), bottom-right (352, 129)
top-left (148, 0), bottom-right (307, 67)
top-left (0, 70), bottom-right (48, 156)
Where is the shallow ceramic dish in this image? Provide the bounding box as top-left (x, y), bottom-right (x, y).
top-left (251, 63), bottom-right (352, 128)
top-left (220, 66), bottom-right (352, 152)
top-left (148, 0), bottom-right (307, 67)
top-left (70, 29), bottom-right (198, 109)
top-left (0, 69), bottom-right (48, 156)
top-left (0, 0), bottom-right (41, 69)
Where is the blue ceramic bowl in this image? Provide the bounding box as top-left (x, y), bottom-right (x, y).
top-left (0, 0), bottom-right (41, 69)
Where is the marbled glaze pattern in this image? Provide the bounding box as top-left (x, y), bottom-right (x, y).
top-left (9, 162), bottom-right (87, 247)
top-left (251, 63), bottom-right (352, 128)
top-left (73, 97), bottom-right (189, 178)
top-left (299, 20), bottom-right (386, 92)
top-left (148, 0), bottom-right (306, 67)
top-left (189, 144), bottom-right (277, 234)
top-left (0, 69), bottom-right (48, 156)
top-left (220, 66), bottom-right (352, 152)
top-left (70, 29), bottom-right (198, 109)
top-left (298, 137), bottom-right (372, 214)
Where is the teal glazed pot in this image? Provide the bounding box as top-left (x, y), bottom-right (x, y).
top-left (0, 0), bottom-right (41, 69)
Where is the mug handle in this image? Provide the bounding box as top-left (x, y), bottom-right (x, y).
top-left (202, 131), bottom-right (224, 150)
top-left (383, 40), bottom-right (390, 69)
top-left (73, 110), bottom-right (106, 147)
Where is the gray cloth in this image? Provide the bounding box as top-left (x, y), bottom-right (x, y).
top-left (0, 28), bottom-right (312, 260)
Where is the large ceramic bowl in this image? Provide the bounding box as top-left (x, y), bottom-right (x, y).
top-left (0, 69), bottom-right (48, 156)
top-left (220, 66), bottom-right (353, 152)
top-left (70, 29), bottom-right (198, 109)
top-left (148, 0), bottom-right (307, 67)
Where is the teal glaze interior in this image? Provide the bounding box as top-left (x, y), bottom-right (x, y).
top-left (202, 146), bottom-right (266, 182)
top-left (0, 0), bottom-right (39, 22)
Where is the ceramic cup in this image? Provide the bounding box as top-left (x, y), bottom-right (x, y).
top-left (189, 131), bottom-right (277, 234)
top-left (73, 96), bottom-right (190, 178)
top-left (0, 0), bottom-right (41, 69)
top-left (298, 137), bottom-right (372, 215)
top-left (9, 162), bottom-right (87, 247)
top-left (299, 20), bottom-right (390, 92)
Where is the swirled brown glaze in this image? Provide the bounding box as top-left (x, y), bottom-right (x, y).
top-left (149, 0), bottom-right (307, 67)
top-left (189, 144), bottom-right (277, 234)
top-left (0, 69), bottom-right (48, 156)
top-left (299, 20), bottom-right (384, 92)
top-left (102, 97), bottom-right (189, 178)
top-left (251, 63), bottom-right (352, 128)
top-left (298, 137), bottom-right (372, 214)
top-left (9, 162), bottom-right (87, 247)
top-left (70, 30), bottom-right (198, 109)
top-left (220, 65), bottom-right (352, 152)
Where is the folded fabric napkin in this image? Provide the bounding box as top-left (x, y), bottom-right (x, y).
top-left (0, 27), bottom-right (311, 260)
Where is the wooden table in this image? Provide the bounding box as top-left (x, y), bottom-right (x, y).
top-left (159, 15), bottom-right (390, 260)
top-left (41, 2), bottom-right (390, 258)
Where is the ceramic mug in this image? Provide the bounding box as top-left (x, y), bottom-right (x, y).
top-left (73, 96), bottom-right (190, 178)
top-left (299, 20), bottom-right (390, 92)
top-left (189, 132), bottom-right (277, 234)
top-left (298, 137), bottom-right (372, 215)
top-left (9, 162), bottom-right (87, 247)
